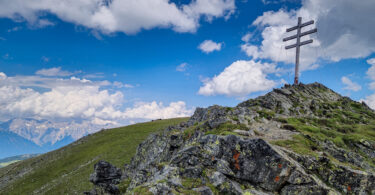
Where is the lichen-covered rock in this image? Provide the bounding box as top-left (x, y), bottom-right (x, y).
top-left (281, 148), bottom-right (375, 194)
top-left (193, 186), bottom-right (213, 195)
top-left (88, 161), bottom-right (122, 194)
top-left (320, 140), bottom-right (373, 170)
top-left (355, 139), bottom-right (375, 158)
top-left (187, 106), bottom-right (230, 128)
top-left (120, 132), bottom-right (333, 194)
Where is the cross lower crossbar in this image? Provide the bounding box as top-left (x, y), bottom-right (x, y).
top-left (285, 39), bottom-right (313, 50)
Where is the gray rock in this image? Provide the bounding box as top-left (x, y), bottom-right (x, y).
top-left (193, 186), bottom-right (213, 195)
top-left (321, 140), bottom-right (372, 170)
top-left (355, 139), bottom-right (375, 158)
top-left (208, 171), bottom-right (243, 195)
top-left (89, 161), bottom-right (122, 194)
top-left (233, 129), bottom-right (255, 137)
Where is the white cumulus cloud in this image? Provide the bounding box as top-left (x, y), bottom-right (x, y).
top-left (176, 63), bottom-right (189, 72)
top-left (341, 76), bottom-right (361, 92)
top-left (362, 94), bottom-right (375, 110)
top-left (364, 58), bottom-right (375, 90)
top-left (361, 58), bottom-right (375, 109)
top-left (36, 67), bottom-right (75, 77)
top-left (0, 0), bottom-right (235, 34)
top-left (198, 40), bottom-right (222, 53)
top-left (198, 60), bottom-right (278, 97)
top-left (241, 33), bottom-right (252, 42)
top-left (366, 58), bottom-right (375, 81)
top-left (124, 101), bottom-right (193, 120)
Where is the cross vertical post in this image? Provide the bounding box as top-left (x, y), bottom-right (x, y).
top-left (295, 17), bottom-right (301, 85)
top-left (283, 17), bottom-right (317, 85)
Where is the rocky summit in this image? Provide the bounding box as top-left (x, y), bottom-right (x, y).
top-left (86, 83), bottom-right (375, 195)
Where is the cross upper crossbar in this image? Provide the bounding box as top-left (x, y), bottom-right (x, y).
top-left (286, 20), bottom-right (314, 32)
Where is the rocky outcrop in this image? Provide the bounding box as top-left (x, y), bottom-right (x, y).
top-left (87, 83), bottom-right (375, 194)
top-left (282, 149), bottom-right (375, 194)
top-left (119, 130), bottom-right (340, 194)
top-left (86, 161), bottom-right (122, 195)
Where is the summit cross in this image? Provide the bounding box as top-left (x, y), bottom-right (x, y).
top-left (283, 17), bottom-right (317, 85)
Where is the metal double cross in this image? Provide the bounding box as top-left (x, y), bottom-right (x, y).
top-left (283, 17), bottom-right (317, 85)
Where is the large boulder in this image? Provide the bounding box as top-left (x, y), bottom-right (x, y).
top-left (88, 161), bottom-right (122, 194)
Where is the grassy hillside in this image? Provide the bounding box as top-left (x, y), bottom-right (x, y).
top-left (0, 118), bottom-right (188, 194)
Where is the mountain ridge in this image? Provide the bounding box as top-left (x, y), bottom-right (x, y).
top-left (1, 83), bottom-right (374, 194)
top-left (86, 82), bottom-right (375, 194)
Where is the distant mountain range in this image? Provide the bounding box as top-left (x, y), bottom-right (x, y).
top-left (0, 154), bottom-right (39, 168)
top-left (0, 127), bottom-right (73, 159)
top-left (0, 118), bottom-right (116, 159)
top-left (0, 118), bottom-right (79, 159)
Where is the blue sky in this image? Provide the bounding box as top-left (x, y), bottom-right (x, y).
top-left (0, 0), bottom-right (291, 107)
top-left (0, 0), bottom-right (375, 147)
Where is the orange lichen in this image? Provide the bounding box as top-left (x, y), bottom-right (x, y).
top-left (274, 176), bottom-right (280, 182)
top-left (233, 150), bottom-right (240, 170)
top-left (347, 185), bottom-right (351, 191)
top-left (278, 163), bottom-right (282, 168)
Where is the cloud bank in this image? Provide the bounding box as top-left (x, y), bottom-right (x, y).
top-left (0, 69), bottom-right (193, 145)
top-left (0, 0), bottom-right (235, 34)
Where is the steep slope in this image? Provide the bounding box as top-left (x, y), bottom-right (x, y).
top-left (87, 83), bottom-right (375, 194)
top-left (0, 118), bottom-right (188, 194)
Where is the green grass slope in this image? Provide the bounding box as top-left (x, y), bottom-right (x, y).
top-left (0, 118), bottom-right (188, 195)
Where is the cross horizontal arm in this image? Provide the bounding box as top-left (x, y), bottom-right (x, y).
top-left (283, 28), bottom-right (317, 42)
top-left (285, 39), bottom-right (313, 50)
top-left (286, 20), bottom-right (315, 32)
